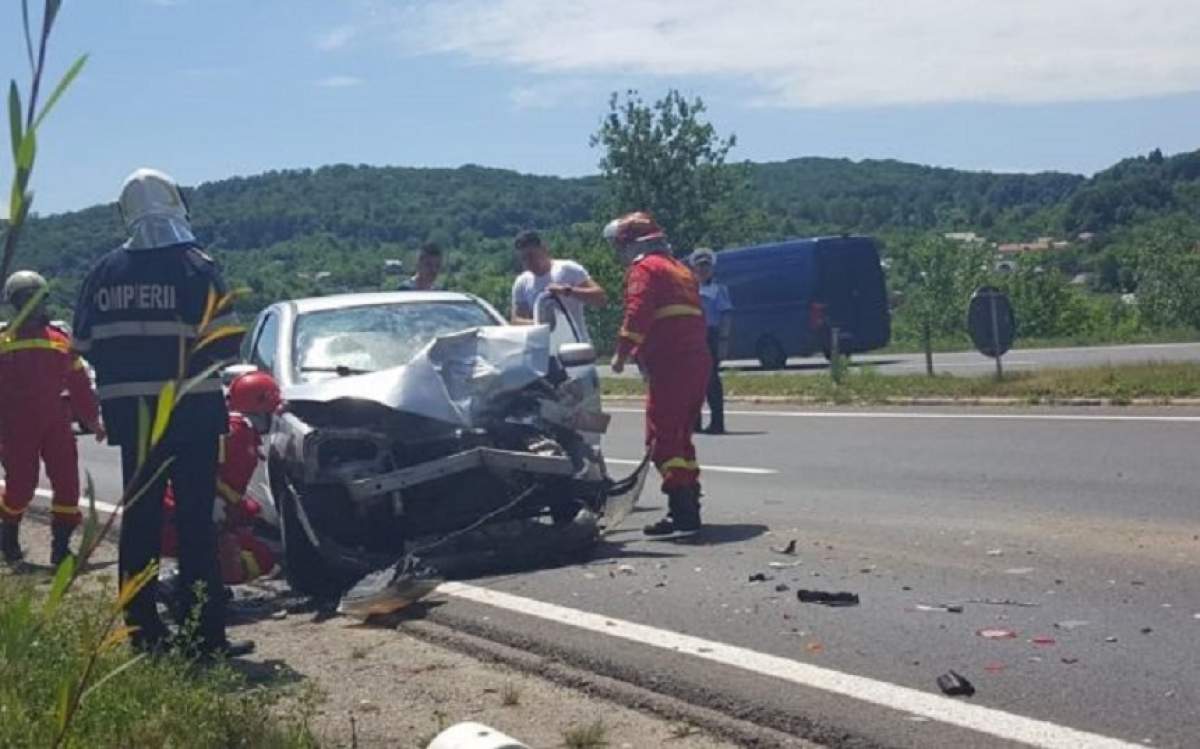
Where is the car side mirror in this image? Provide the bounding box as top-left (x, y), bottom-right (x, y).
top-left (221, 363), bottom-right (259, 387)
top-left (557, 342), bottom-right (596, 367)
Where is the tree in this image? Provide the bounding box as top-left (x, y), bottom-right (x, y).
top-left (890, 234), bottom-right (991, 374)
top-left (590, 90), bottom-right (738, 252)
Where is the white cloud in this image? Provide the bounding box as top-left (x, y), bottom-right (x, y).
top-left (315, 25), bottom-right (357, 52)
top-left (509, 79), bottom-right (594, 109)
top-left (314, 75), bottom-right (366, 88)
top-left (399, 0), bottom-right (1200, 107)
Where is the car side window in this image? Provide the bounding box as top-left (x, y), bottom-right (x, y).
top-left (251, 312), bottom-right (279, 373)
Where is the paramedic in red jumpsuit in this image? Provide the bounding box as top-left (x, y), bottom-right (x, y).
top-left (161, 371), bottom-right (280, 585)
top-left (603, 213), bottom-right (711, 536)
top-left (0, 271), bottom-right (105, 565)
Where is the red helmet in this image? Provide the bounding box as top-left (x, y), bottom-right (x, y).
top-left (602, 211), bottom-right (666, 248)
top-left (228, 371), bottom-right (282, 415)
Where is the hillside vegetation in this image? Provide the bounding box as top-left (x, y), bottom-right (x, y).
top-left (10, 148), bottom-right (1200, 352)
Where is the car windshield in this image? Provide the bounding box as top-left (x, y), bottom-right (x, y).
top-left (293, 301), bottom-right (498, 382)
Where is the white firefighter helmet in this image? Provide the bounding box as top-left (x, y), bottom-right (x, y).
top-left (118, 168), bottom-right (196, 250)
top-left (4, 270), bottom-right (49, 306)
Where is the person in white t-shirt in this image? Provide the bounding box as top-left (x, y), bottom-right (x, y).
top-left (510, 229), bottom-right (607, 342)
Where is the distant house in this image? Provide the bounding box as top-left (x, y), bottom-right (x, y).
top-left (383, 259), bottom-right (404, 274)
top-left (997, 238), bottom-right (1058, 254)
top-left (1076, 232), bottom-right (1096, 243)
top-left (944, 231), bottom-right (987, 244)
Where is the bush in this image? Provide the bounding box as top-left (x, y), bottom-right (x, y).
top-left (0, 575), bottom-right (319, 749)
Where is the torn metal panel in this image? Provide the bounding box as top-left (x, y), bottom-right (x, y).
top-left (284, 325), bottom-right (551, 428)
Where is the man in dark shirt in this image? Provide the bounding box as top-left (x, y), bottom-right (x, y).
top-left (398, 242), bottom-right (443, 291)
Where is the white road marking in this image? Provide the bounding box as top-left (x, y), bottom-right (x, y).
top-left (606, 458), bottom-right (776, 476)
top-left (607, 408), bottom-right (1200, 423)
top-left (24, 478), bottom-right (1141, 746)
top-left (438, 582), bottom-right (1140, 749)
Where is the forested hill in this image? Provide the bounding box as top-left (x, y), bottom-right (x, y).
top-left (12, 147), bottom-right (1200, 315)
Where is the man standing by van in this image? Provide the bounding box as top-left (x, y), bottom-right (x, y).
top-left (510, 230), bottom-right (606, 341)
top-left (689, 248), bottom-right (732, 435)
top-left (398, 242), bottom-right (443, 291)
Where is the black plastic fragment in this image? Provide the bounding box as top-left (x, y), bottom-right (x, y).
top-left (937, 671), bottom-right (976, 697)
top-left (797, 589), bottom-right (860, 607)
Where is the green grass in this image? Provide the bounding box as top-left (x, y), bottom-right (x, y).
top-left (562, 720), bottom-right (609, 749)
top-left (0, 575), bottom-right (319, 749)
top-left (602, 361), bottom-right (1200, 403)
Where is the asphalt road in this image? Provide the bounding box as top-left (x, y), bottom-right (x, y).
top-left (53, 405), bottom-right (1200, 748)
top-left (599, 340), bottom-right (1200, 378)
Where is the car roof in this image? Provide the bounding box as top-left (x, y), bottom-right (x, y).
top-left (284, 291), bottom-right (485, 315)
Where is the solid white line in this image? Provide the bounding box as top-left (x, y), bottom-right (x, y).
top-left (606, 408), bottom-right (1200, 423)
top-left (606, 458), bottom-right (776, 476)
top-left (438, 582), bottom-right (1139, 749)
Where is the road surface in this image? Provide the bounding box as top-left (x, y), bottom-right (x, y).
top-left (599, 341), bottom-right (1200, 378)
top-left (43, 404), bottom-right (1200, 748)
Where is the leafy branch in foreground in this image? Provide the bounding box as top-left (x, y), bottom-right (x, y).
top-left (3, 0), bottom-right (88, 283)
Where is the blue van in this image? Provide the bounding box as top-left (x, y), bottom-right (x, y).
top-left (714, 236), bottom-right (891, 369)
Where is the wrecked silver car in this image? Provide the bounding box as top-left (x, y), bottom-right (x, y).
top-left (228, 291), bottom-right (646, 597)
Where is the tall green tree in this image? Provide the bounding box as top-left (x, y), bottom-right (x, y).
top-left (590, 89), bottom-right (738, 253)
top-left (889, 234), bottom-right (991, 374)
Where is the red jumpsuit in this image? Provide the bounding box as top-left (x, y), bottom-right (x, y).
top-left (161, 413), bottom-right (274, 584)
top-left (0, 324), bottom-right (98, 529)
top-left (616, 252), bottom-right (711, 492)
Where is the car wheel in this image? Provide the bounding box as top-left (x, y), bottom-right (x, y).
top-left (756, 337), bottom-right (787, 370)
top-left (278, 480), bottom-right (346, 599)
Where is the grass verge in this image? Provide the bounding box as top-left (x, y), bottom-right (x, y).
top-left (0, 574), bottom-right (319, 748)
top-left (602, 362), bottom-right (1200, 403)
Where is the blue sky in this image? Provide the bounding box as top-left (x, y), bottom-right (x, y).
top-left (4, 0), bottom-right (1200, 217)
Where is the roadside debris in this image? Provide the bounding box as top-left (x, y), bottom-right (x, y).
top-left (797, 589), bottom-right (860, 607)
top-left (1031, 636), bottom-right (1056, 646)
top-left (1054, 620), bottom-right (1090, 631)
top-left (617, 564), bottom-right (637, 576)
top-left (773, 539), bottom-right (798, 555)
top-left (768, 561), bottom-right (802, 570)
top-left (1104, 636), bottom-right (1118, 643)
top-left (983, 661), bottom-right (1006, 673)
top-left (774, 583), bottom-right (790, 593)
top-left (967, 598), bottom-right (1040, 608)
top-left (977, 628), bottom-right (1017, 640)
top-left (748, 573), bottom-right (771, 583)
top-left (914, 604), bottom-right (963, 614)
top-left (805, 642), bottom-right (824, 654)
top-left (1140, 627), bottom-right (1153, 635)
top-left (338, 558), bottom-right (443, 620)
top-left (1004, 567), bottom-right (1035, 575)
top-left (936, 671), bottom-right (975, 697)
top-left (1061, 657), bottom-right (1079, 665)
top-left (986, 549), bottom-right (1004, 556)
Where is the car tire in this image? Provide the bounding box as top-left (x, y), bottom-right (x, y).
top-left (278, 480), bottom-right (346, 599)
top-left (756, 337), bottom-right (787, 370)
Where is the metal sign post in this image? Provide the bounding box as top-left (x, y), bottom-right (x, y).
top-left (967, 286), bottom-right (1016, 381)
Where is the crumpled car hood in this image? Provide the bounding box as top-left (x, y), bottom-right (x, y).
top-left (285, 325), bottom-right (551, 428)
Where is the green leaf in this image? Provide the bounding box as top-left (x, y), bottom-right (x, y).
top-left (16, 127), bottom-right (36, 172)
top-left (81, 653), bottom-right (146, 702)
top-left (32, 53), bottom-right (87, 131)
top-left (8, 186), bottom-right (25, 236)
top-left (150, 380), bottom-right (175, 446)
top-left (42, 553), bottom-right (76, 618)
top-left (7, 81), bottom-right (21, 159)
top-left (44, 0), bottom-right (63, 34)
top-left (77, 472), bottom-right (100, 568)
top-left (136, 399), bottom-right (150, 469)
top-left (7, 284), bottom-right (47, 332)
top-left (21, 1), bottom-right (35, 71)
top-left (55, 679), bottom-right (71, 729)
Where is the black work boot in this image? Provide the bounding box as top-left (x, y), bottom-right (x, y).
top-left (2, 522), bottom-right (23, 563)
top-left (643, 487), bottom-right (703, 537)
top-left (50, 526), bottom-right (75, 567)
top-left (671, 485), bottom-right (703, 534)
top-left (643, 491), bottom-right (683, 536)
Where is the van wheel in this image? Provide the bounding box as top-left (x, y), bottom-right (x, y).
top-left (756, 337), bottom-right (787, 370)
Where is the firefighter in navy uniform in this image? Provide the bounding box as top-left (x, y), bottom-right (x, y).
top-left (72, 168), bottom-right (253, 658)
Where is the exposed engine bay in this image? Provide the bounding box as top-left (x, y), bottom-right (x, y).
top-left (262, 324), bottom-right (649, 601)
